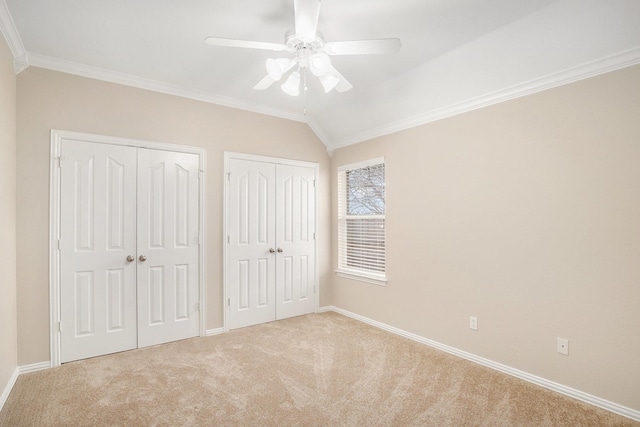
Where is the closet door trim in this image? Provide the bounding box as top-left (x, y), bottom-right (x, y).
top-left (223, 152), bottom-right (319, 332)
top-left (49, 129), bottom-right (207, 367)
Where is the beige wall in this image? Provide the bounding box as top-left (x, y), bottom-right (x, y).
top-left (330, 65), bottom-right (640, 411)
top-left (0, 36), bottom-right (18, 394)
top-left (16, 67), bottom-right (331, 365)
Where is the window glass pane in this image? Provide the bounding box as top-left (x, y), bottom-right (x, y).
top-left (346, 163), bottom-right (385, 216)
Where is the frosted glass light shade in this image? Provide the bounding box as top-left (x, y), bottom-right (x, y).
top-left (309, 53), bottom-right (331, 77)
top-left (319, 72), bottom-right (340, 92)
top-left (281, 71), bottom-right (301, 96)
top-left (266, 58), bottom-right (296, 81)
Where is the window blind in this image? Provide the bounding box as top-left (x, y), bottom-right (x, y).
top-left (337, 160), bottom-right (385, 278)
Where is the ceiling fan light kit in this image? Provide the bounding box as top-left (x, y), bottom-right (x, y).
top-left (281, 71), bottom-right (302, 96)
top-left (319, 72), bottom-right (340, 93)
top-left (309, 52), bottom-right (331, 77)
top-left (266, 58), bottom-right (296, 81)
top-left (205, 0), bottom-right (401, 97)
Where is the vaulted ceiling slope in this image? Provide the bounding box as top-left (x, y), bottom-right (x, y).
top-left (2, 0), bottom-right (639, 150)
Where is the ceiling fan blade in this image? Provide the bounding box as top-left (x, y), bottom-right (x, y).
top-left (328, 66), bottom-right (353, 93)
top-left (294, 0), bottom-right (321, 42)
top-left (324, 38), bottom-right (401, 55)
top-left (204, 37), bottom-right (286, 52)
top-left (253, 75), bottom-right (276, 90)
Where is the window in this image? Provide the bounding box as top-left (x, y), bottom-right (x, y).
top-left (337, 158), bottom-right (386, 285)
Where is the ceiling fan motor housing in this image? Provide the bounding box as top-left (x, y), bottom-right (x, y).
top-left (285, 29), bottom-right (325, 68)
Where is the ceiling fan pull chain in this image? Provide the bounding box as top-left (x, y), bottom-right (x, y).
top-left (303, 69), bottom-right (307, 116)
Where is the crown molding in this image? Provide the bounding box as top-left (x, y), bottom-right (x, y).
top-left (0, 0), bottom-right (28, 73)
top-left (13, 51), bottom-right (27, 73)
top-left (329, 46), bottom-right (640, 150)
top-left (27, 52), bottom-right (308, 124)
top-left (17, 41), bottom-right (640, 152)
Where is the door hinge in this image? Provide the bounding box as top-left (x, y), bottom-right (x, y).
top-left (57, 239), bottom-right (61, 250)
top-left (313, 232), bottom-right (316, 240)
top-left (313, 180), bottom-right (316, 188)
top-left (227, 172), bottom-right (231, 181)
top-left (227, 235), bottom-right (230, 244)
top-left (197, 302), bottom-right (201, 312)
top-left (227, 298), bottom-right (230, 307)
top-left (58, 321), bottom-right (62, 332)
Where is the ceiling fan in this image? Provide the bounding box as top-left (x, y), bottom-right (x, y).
top-left (204, 0), bottom-right (401, 96)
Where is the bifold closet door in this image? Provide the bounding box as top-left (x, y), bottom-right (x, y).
top-left (136, 149), bottom-right (201, 348)
top-left (60, 141), bottom-right (138, 363)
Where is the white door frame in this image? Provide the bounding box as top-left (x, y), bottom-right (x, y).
top-left (49, 129), bottom-right (207, 367)
top-left (223, 152), bottom-right (319, 332)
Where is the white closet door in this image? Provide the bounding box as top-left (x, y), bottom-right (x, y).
top-left (60, 141), bottom-right (138, 363)
top-left (137, 149), bottom-right (201, 347)
top-left (275, 164), bottom-right (316, 320)
top-left (228, 159), bottom-right (277, 329)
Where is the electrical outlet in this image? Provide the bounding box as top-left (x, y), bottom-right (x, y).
top-left (557, 338), bottom-right (569, 355)
top-left (470, 316), bottom-right (478, 331)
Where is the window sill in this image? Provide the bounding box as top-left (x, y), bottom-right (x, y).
top-left (334, 269), bottom-right (387, 287)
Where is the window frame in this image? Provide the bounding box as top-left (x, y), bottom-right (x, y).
top-left (335, 157), bottom-right (387, 286)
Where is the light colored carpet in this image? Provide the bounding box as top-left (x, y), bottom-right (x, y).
top-left (1, 312), bottom-right (637, 426)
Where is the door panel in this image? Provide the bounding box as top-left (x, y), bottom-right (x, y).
top-left (228, 159), bottom-right (276, 329)
top-left (137, 149), bottom-right (200, 347)
top-left (275, 165), bottom-right (316, 319)
top-left (60, 141), bottom-right (138, 363)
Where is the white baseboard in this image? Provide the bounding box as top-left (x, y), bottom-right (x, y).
top-left (322, 305), bottom-right (640, 423)
top-left (0, 361), bottom-right (52, 411)
top-left (18, 361), bottom-right (51, 374)
top-left (205, 328), bottom-right (224, 336)
top-left (0, 367), bottom-right (19, 412)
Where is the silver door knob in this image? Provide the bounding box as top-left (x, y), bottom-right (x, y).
top-left (269, 248), bottom-right (275, 254)
top-left (277, 248), bottom-right (283, 253)
top-left (139, 255), bottom-right (147, 262)
top-left (126, 255), bottom-right (135, 262)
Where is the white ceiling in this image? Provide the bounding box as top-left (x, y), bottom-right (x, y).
top-left (2, 0), bottom-right (640, 150)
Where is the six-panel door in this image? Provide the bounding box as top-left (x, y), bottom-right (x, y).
top-left (275, 164), bottom-right (316, 320)
top-left (60, 141), bottom-right (138, 363)
top-left (136, 148), bottom-right (200, 347)
top-left (228, 159), bottom-right (277, 329)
